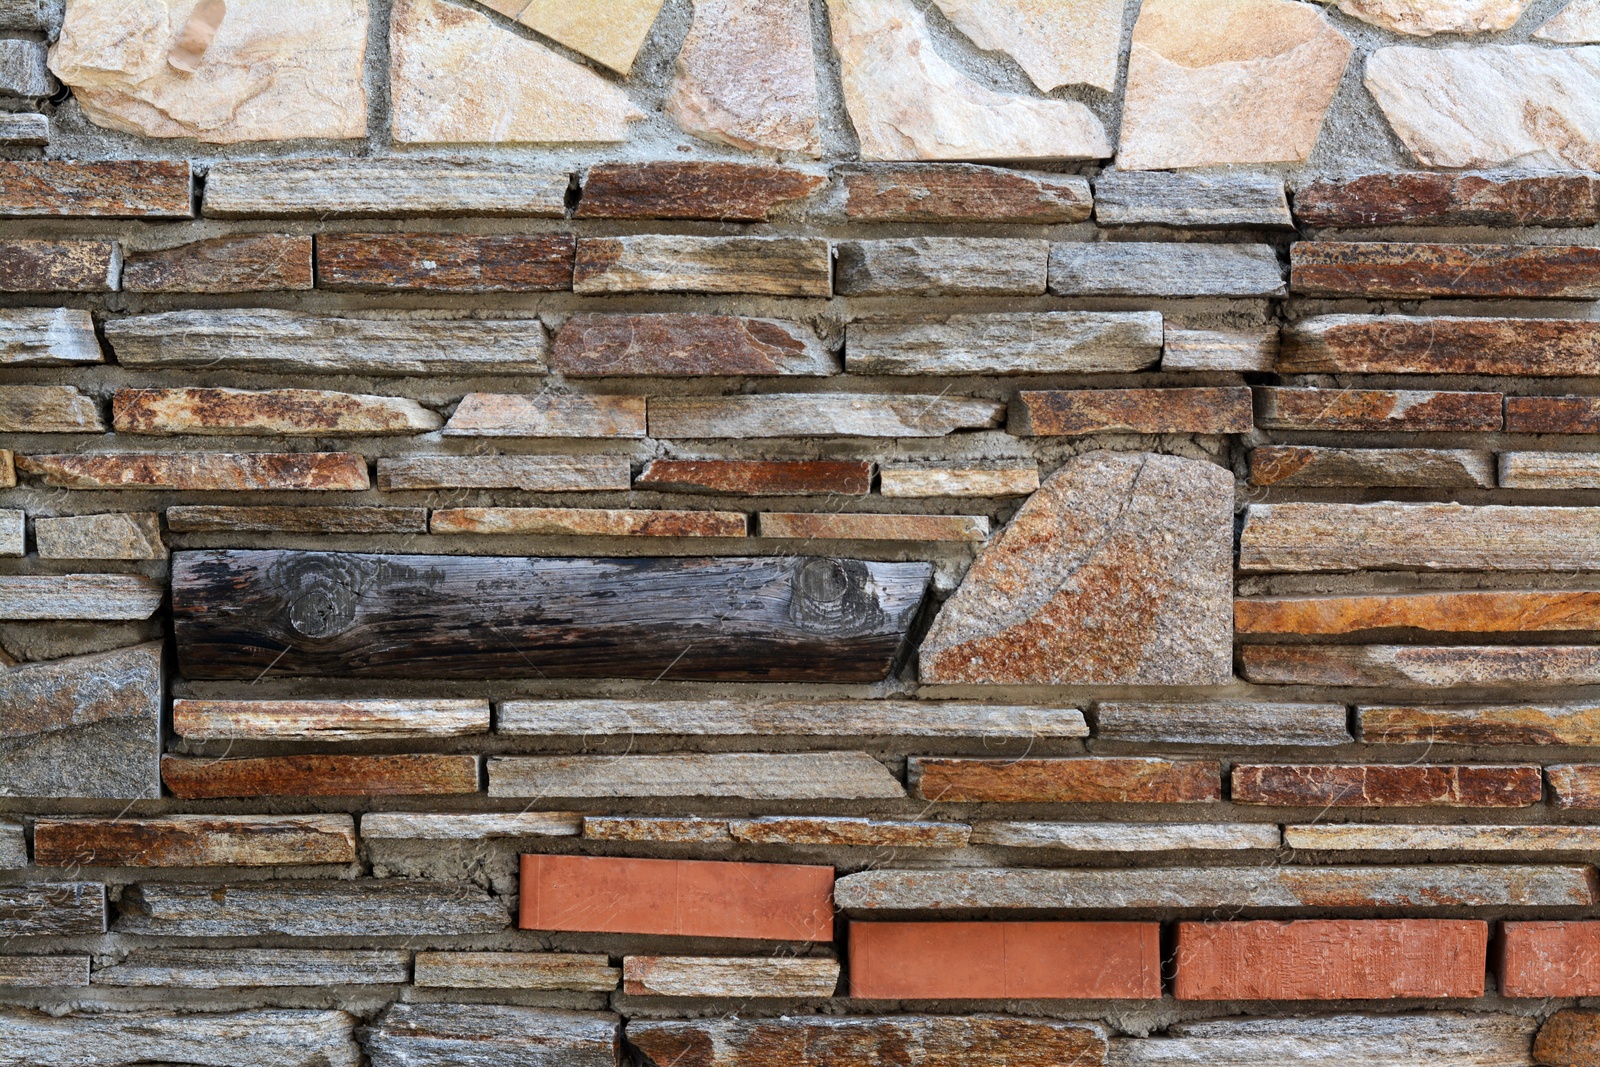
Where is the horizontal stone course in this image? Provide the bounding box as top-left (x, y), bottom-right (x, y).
top-left (1049, 242), bottom-right (1285, 297)
top-left (1094, 702), bottom-right (1351, 746)
top-left (33, 814), bottom-right (357, 867)
top-left (576, 161), bottom-right (825, 220)
top-left (1094, 172), bottom-right (1292, 229)
top-left (757, 511), bottom-right (989, 542)
top-left (552, 313), bottom-right (834, 376)
top-left (1295, 173), bottom-right (1600, 228)
top-left (432, 507), bottom-right (748, 538)
top-left (574, 235), bottom-right (832, 295)
top-left (166, 506), bottom-right (429, 534)
top-left (1359, 702), bottom-right (1600, 746)
top-left (848, 312), bottom-right (1162, 376)
top-left (648, 393), bottom-right (1005, 438)
top-left (0, 307), bottom-right (101, 365)
top-left (364, 1004), bottom-right (617, 1067)
top-left (122, 234), bottom-right (313, 293)
top-left (172, 699), bottom-right (491, 741)
top-left (0, 883), bottom-right (106, 937)
top-left (1242, 645), bottom-right (1600, 688)
top-left (379, 455), bottom-right (630, 492)
top-left (623, 955), bottom-right (840, 997)
top-left (442, 392), bottom-right (646, 437)
top-left (0, 160), bottom-right (192, 217)
top-left (1161, 326), bottom-right (1278, 372)
top-left (115, 880), bottom-right (506, 937)
top-left (0, 1008), bottom-right (360, 1067)
top-left (1254, 387), bottom-right (1503, 432)
top-left (1238, 591), bottom-right (1600, 637)
top-left (842, 163), bottom-right (1093, 222)
top-left (490, 752), bottom-right (904, 799)
top-left (971, 822), bottom-right (1279, 852)
top-left (1508, 397), bottom-right (1600, 434)
top-left (91, 949), bottom-right (409, 989)
top-left (17, 452), bottom-right (370, 491)
top-left (1282, 315), bottom-right (1600, 377)
top-left (0, 384), bottom-right (104, 433)
top-left (912, 757), bottom-right (1221, 804)
top-left (0, 956), bottom-right (88, 988)
top-left (835, 238), bottom-right (1047, 296)
top-left (0, 238), bottom-right (119, 291)
top-left (315, 232), bottom-right (576, 292)
top-left (1011, 387), bottom-right (1253, 436)
top-left (1285, 824), bottom-right (1600, 852)
top-left (635, 459), bottom-right (871, 496)
top-left (412, 952), bottom-right (617, 990)
top-left (161, 754), bottom-right (480, 797)
top-left (1232, 764), bottom-right (1543, 808)
top-left (1114, 1013), bottom-right (1537, 1067)
top-left (1291, 241), bottom-right (1600, 299)
top-left (113, 387), bottom-right (440, 436)
top-left (497, 699), bottom-right (1087, 738)
top-left (202, 158), bottom-right (570, 218)
top-left (1248, 447), bottom-right (1495, 489)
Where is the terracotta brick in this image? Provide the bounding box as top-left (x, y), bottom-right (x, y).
top-left (1549, 765), bottom-right (1600, 809)
top-left (849, 921), bottom-right (1160, 999)
top-left (1536, 1010), bottom-right (1600, 1067)
top-left (1507, 396), bottom-right (1600, 434)
top-left (1233, 764), bottom-right (1543, 808)
top-left (911, 757), bottom-right (1221, 804)
top-left (122, 234), bottom-right (313, 293)
top-left (636, 459), bottom-right (872, 496)
top-left (758, 512), bottom-right (990, 542)
top-left (1291, 242), bottom-right (1600, 300)
top-left (1174, 919), bottom-right (1487, 1000)
top-left (520, 854), bottom-right (833, 941)
top-left (0, 239), bottom-right (119, 291)
top-left (576, 162), bottom-right (825, 221)
top-left (1499, 922), bottom-right (1600, 997)
top-left (316, 232), bottom-right (575, 292)
top-left (1011, 387), bottom-right (1252, 436)
top-left (1294, 173), bottom-right (1600, 229)
top-left (843, 164), bottom-right (1093, 223)
top-left (161, 754), bottom-right (479, 798)
top-left (1255, 387), bottom-right (1503, 432)
top-left (0, 160), bottom-right (192, 217)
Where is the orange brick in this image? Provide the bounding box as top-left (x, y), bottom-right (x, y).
top-left (849, 921), bottom-right (1160, 1000)
top-left (1175, 919), bottom-right (1487, 1000)
top-left (520, 854), bottom-right (833, 941)
top-left (1499, 922), bottom-right (1600, 998)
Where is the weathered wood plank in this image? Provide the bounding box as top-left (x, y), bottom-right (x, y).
top-left (649, 393), bottom-right (1004, 438)
top-left (488, 752), bottom-right (905, 800)
top-left (757, 511), bottom-right (989, 542)
top-left (1295, 172), bottom-right (1600, 228)
top-left (122, 234), bottom-right (313, 293)
top-left (1285, 823), bottom-right (1600, 851)
top-left (497, 699), bottom-right (1088, 738)
top-left (361, 812), bottom-right (581, 839)
top-left (624, 955), bottom-right (839, 997)
top-left (1095, 172), bottom-right (1292, 229)
top-left (413, 952), bottom-right (617, 990)
top-left (574, 236), bottom-right (832, 296)
top-left (553, 313), bottom-right (834, 376)
top-left (203, 158), bottom-right (570, 218)
top-left (432, 506), bottom-right (748, 538)
top-left (728, 817), bottom-right (969, 848)
top-left (577, 161), bottom-right (825, 220)
top-left (1092, 702), bottom-right (1352, 746)
top-left (0, 1008), bottom-right (360, 1067)
top-left (970, 822), bottom-right (1280, 851)
top-left (1161, 326), bottom-right (1278, 372)
top-left (1240, 503), bottom-right (1600, 572)
top-left (1237, 590), bottom-right (1600, 635)
top-left (1011, 387), bottom-right (1253, 435)
top-left (0, 884), bottom-right (105, 936)
top-left (379, 455), bottom-right (631, 492)
top-left (1242, 645), bottom-right (1600, 688)
top-left (1234, 763), bottom-right (1542, 808)
top-left (846, 312), bottom-right (1162, 375)
top-left (1359, 702), bottom-right (1600, 745)
top-left (0, 160), bottom-right (191, 217)
top-left (104, 309), bottom-right (548, 375)
top-left (912, 757), bottom-right (1220, 804)
top-left (0, 307), bottom-right (101, 364)
top-left (365, 1005), bottom-right (618, 1067)
top-left (115, 880), bottom-right (506, 937)
top-left (33, 814), bottom-right (357, 867)
top-left (0, 574), bottom-right (163, 620)
top-left (1249, 446), bottom-right (1495, 489)
top-left (174, 550), bottom-right (929, 682)
top-left (166, 506), bottom-right (429, 534)
top-left (1254, 387), bottom-right (1503, 432)
top-left (173, 698), bottom-right (490, 741)
top-left (442, 392), bottom-right (645, 437)
top-left (162, 754), bottom-right (480, 798)
top-left (316, 233), bottom-right (575, 292)
top-left (635, 459), bottom-right (872, 496)
top-left (1292, 241), bottom-right (1600, 299)
top-left (91, 949), bottom-right (408, 988)
top-left (1282, 315), bottom-right (1600, 376)
top-left (17, 452), bottom-right (370, 491)
top-left (113, 386), bottom-right (440, 436)
top-left (842, 164), bottom-right (1093, 223)
top-left (1113, 1012), bottom-right (1538, 1067)
top-left (1049, 242), bottom-right (1285, 297)
top-left (835, 238), bottom-right (1048, 295)
top-left (0, 956), bottom-right (87, 987)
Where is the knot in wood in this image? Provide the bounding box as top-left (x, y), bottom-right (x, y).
top-left (272, 553), bottom-right (370, 640)
top-left (788, 557), bottom-right (883, 635)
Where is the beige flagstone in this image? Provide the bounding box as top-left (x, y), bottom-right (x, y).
top-left (517, 0), bottom-right (665, 75)
top-left (1536, 0), bottom-right (1600, 41)
top-left (1333, 0), bottom-right (1532, 35)
top-left (931, 0), bottom-right (1124, 91)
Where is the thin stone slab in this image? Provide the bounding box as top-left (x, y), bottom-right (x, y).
top-left (0, 883), bottom-right (106, 936)
top-left (834, 865), bottom-right (1598, 910)
top-left (203, 158), bottom-right (570, 218)
top-left (1254, 387), bottom-right (1503, 432)
top-left (1240, 503), bottom-right (1600, 572)
top-left (33, 814), bottom-right (356, 867)
top-left (583, 817), bottom-right (734, 843)
top-left (1241, 645), bottom-right (1600, 688)
top-left (642, 459), bottom-right (873, 496)
top-left (1282, 315), bottom-right (1600, 376)
top-left (431, 507), bottom-right (748, 538)
top-left (17, 452), bottom-right (369, 491)
top-left (104, 310), bottom-right (548, 375)
top-left (162, 754), bottom-right (479, 798)
top-left (0, 574), bottom-right (163, 620)
top-left (0, 957), bottom-right (87, 987)
top-left (846, 312), bottom-right (1162, 375)
top-left (122, 234), bottom-right (313, 294)
top-left (0, 821), bottom-right (20, 868)
top-left (552, 313), bottom-right (835, 376)
top-left (166, 506), bottom-right (429, 534)
top-left (1233, 763), bottom-right (1542, 808)
top-left (1095, 173), bottom-right (1293, 228)
top-left (1238, 590), bottom-right (1600, 636)
top-left (489, 752), bottom-right (905, 799)
top-left (1094, 702), bottom-right (1352, 746)
top-left (497, 699), bottom-right (1088, 738)
top-left (0, 308), bottom-right (100, 365)
top-left (1286, 824), bottom-right (1600, 851)
top-left (1500, 453), bottom-right (1600, 490)
top-left (1507, 397), bottom-right (1600, 434)
top-left (442, 393), bottom-right (645, 438)
top-left (1161, 327), bottom-right (1278, 371)
top-left (316, 232), bottom-right (575, 293)
top-left (970, 822), bottom-right (1282, 851)
top-left (574, 236), bottom-right (832, 296)
top-left (115, 880), bottom-right (506, 937)
top-left (34, 512), bottom-right (164, 560)
top-left (365, 1005), bottom-right (618, 1067)
top-left (1360, 702), bottom-right (1600, 745)
top-left (624, 955), bottom-right (840, 997)
top-left (649, 393), bottom-right (1004, 438)
top-left (0, 112), bottom-right (47, 145)
top-left (1249, 447), bottom-right (1496, 489)
top-left (842, 164), bottom-right (1093, 223)
top-left (1, 642), bottom-right (160, 799)
top-left (413, 952), bottom-right (617, 990)
top-left (1049, 243), bottom-right (1285, 297)
top-left (113, 386), bottom-right (441, 436)
top-left (1112, 1012), bottom-right (1538, 1067)
top-left (577, 163), bottom-right (825, 221)
top-left (1011, 387), bottom-right (1253, 436)
top-left (361, 813), bottom-right (582, 840)
top-left (0, 510), bottom-right (18, 556)
top-left (0, 1008), bottom-right (359, 1067)
top-left (0, 384), bottom-right (103, 433)
top-left (835, 238), bottom-right (1048, 296)
top-left (1292, 241), bottom-right (1600, 300)
top-left (92, 949), bottom-right (408, 988)
top-left (1295, 173), bottom-right (1600, 228)
top-left (880, 466), bottom-right (1040, 498)
top-left (757, 512), bottom-right (989, 543)
top-left (728, 817), bottom-right (970, 848)
top-left (378, 455), bottom-right (632, 492)
top-left (911, 757), bottom-right (1221, 804)
top-left (0, 239), bottom-right (118, 292)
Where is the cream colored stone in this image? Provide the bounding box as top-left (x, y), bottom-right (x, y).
top-left (518, 0), bottom-right (664, 75)
top-left (1117, 0), bottom-right (1352, 170)
top-left (48, 0), bottom-right (368, 143)
top-left (667, 0), bottom-right (821, 156)
top-left (1536, 0), bottom-right (1600, 41)
top-left (931, 0), bottom-right (1124, 91)
top-left (1366, 45), bottom-right (1600, 170)
top-left (826, 0), bottom-right (1111, 161)
top-left (390, 0), bottom-right (645, 145)
top-left (1334, 0), bottom-right (1530, 35)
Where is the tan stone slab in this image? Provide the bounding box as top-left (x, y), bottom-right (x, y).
top-left (1360, 702), bottom-right (1600, 745)
top-left (122, 234), bottom-right (313, 293)
top-left (113, 387), bottom-right (439, 436)
top-left (1501, 453), bottom-right (1600, 490)
top-left (582, 816), bottom-right (733, 843)
top-left (432, 506), bottom-right (747, 537)
top-left (0, 307), bottom-right (101, 365)
top-left (842, 164), bottom-right (1092, 223)
top-left (34, 512), bottom-right (164, 560)
top-left (488, 752), bottom-right (906, 799)
top-left (518, 0), bottom-right (664, 74)
top-left (0, 957), bottom-right (88, 988)
top-left (847, 311), bottom-right (1161, 376)
top-left (1239, 590), bottom-right (1600, 636)
top-left (90, 949), bottom-right (407, 988)
top-left (1285, 823), bottom-right (1600, 851)
top-left (835, 238), bottom-right (1047, 296)
top-left (165, 506), bottom-right (428, 534)
top-left (1537, 0), bottom-right (1600, 40)
top-left (624, 956), bottom-right (839, 998)
top-left (1336, 0), bottom-right (1531, 34)
top-left (378, 455), bottom-right (632, 492)
top-left (0, 384), bottom-right (103, 432)
top-left (0, 574), bottom-right (163, 621)
top-left (730, 817), bottom-right (969, 848)
top-left (1094, 701), bottom-right (1352, 746)
top-left (1011, 387), bottom-right (1254, 436)
top-left (360, 812), bottom-right (582, 839)
top-left (442, 393), bottom-right (645, 438)
top-left (0, 449), bottom-right (10, 488)
top-left (932, 0), bottom-right (1123, 91)
top-left (648, 393), bottom-right (1004, 438)
top-left (880, 466), bottom-right (1039, 498)
top-left (1161, 327), bottom-right (1279, 372)
top-left (414, 952), bottom-right (617, 991)
top-left (1249, 446), bottom-right (1495, 489)
top-left (499, 699), bottom-right (1088, 738)
top-left (574, 236), bottom-right (832, 296)
top-left (16, 452), bottom-right (369, 490)
top-left (1241, 644), bottom-right (1600, 688)
top-left (366, 1005), bottom-right (616, 1067)
top-left (204, 158), bottom-right (570, 218)
top-left (758, 511), bottom-right (989, 542)
top-left (969, 822), bottom-right (1281, 851)
top-left (172, 699), bottom-right (490, 741)
top-left (912, 756), bottom-right (1222, 804)
top-left (34, 814), bottom-right (356, 867)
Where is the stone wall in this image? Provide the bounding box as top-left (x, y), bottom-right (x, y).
top-left (2, 0), bottom-right (1600, 1064)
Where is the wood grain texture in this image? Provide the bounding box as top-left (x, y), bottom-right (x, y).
top-left (1241, 644), bottom-right (1600, 688)
top-left (1011, 387), bottom-right (1253, 435)
top-left (1282, 315), bottom-right (1600, 376)
top-left (842, 164), bottom-right (1093, 223)
top-left (1359, 702), bottom-right (1600, 746)
top-left (173, 698), bottom-right (490, 741)
top-left (162, 754), bottom-right (479, 797)
top-left (1295, 173), bottom-right (1600, 228)
top-left (202, 158), bottom-right (570, 218)
top-left (574, 235), bottom-right (831, 296)
top-left (122, 234), bottom-right (313, 292)
top-left (1254, 387), bottom-right (1503, 432)
top-left (577, 161), bottom-right (825, 220)
top-left (1237, 590), bottom-right (1600, 635)
top-left (115, 880), bottom-right (506, 937)
top-left (552, 313), bottom-right (834, 375)
top-left (1232, 764), bottom-right (1543, 808)
top-left (0, 160), bottom-right (191, 217)
top-left (1292, 241), bottom-right (1600, 299)
top-left (316, 233), bottom-right (575, 292)
top-left (33, 814), bottom-right (357, 867)
top-left (911, 757), bottom-right (1220, 804)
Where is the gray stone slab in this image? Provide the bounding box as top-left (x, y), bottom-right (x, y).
top-left (847, 312), bottom-right (1162, 375)
top-left (0, 39), bottom-right (51, 97)
top-left (413, 952), bottom-right (618, 990)
top-left (34, 512), bottom-right (165, 560)
top-left (378, 454), bottom-right (632, 492)
top-left (1110, 1013), bottom-right (1538, 1067)
top-left (835, 238), bottom-right (1048, 296)
top-left (114, 880), bottom-right (507, 937)
top-left (364, 1004), bottom-right (618, 1067)
top-left (0, 112), bottom-right (47, 145)
top-left (0, 956), bottom-right (87, 988)
top-left (0, 820), bottom-right (24, 868)
top-left (969, 822), bottom-right (1281, 851)
top-left (648, 393), bottom-right (1005, 438)
top-left (1049, 242), bottom-right (1285, 297)
top-left (0, 1008), bottom-right (359, 1067)
top-left (497, 699), bottom-right (1087, 738)
top-left (360, 812), bottom-right (582, 840)
top-left (1093, 702), bottom-right (1352, 746)
top-left (0, 308), bottom-right (100, 365)
top-left (0, 883), bottom-right (105, 937)
top-left (92, 949), bottom-right (410, 988)
top-left (0, 575), bottom-right (163, 621)
top-left (488, 752), bottom-right (905, 800)
top-left (0, 510), bottom-right (19, 557)
top-left (204, 158), bottom-right (570, 218)
top-left (1094, 172), bottom-right (1293, 229)
top-left (1161, 327), bottom-right (1278, 371)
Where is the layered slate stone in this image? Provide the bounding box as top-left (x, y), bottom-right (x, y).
top-left (932, 0), bottom-right (1124, 91)
top-left (1011, 387), bottom-right (1254, 436)
top-left (442, 393), bottom-right (645, 437)
top-left (1549, 765), bottom-right (1600, 808)
top-left (835, 238), bottom-right (1048, 296)
top-left (0, 957), bottom-right (87, 987)
top-left (1507, 397), bottom-right (1600, 434)
top-left (1238, 590), bottom-right (1600, 636)
top-left (881, 466), bottom-right (1039, 498)
top-left (825, 0), bottom-right (1111, 161)
top-left (1161, 327), bottom-right (1279, 372)
top-left (0, 307), bottom-right (100, 365)
top-left (1094, 172), bottom-right (1293, 229)
top-left (0, 574), bottom-right (163, 621)
top-left (729, 817), bottom-right (970, 848)
top-left (1241, 645), bottom-right (1600, 688)
top-left (171, 699), bottom-right (489, 743)
top-left (203, 158), bottom-right (571, 218)
top-left (0, 884), bottom-right (106, 936)
top-left (920, 451), bottom-right (1234, 686)
top-left (1117, 1014), bottom-right (1537, 1067)
top-left (843, 164), bottom-right (1093, 223)
top-left (1049, 242), bottom-right (1285, 297)
top-left (911, 757), bottom-right (1221, 804)
top-left (1248, 447), bottom-right (1495, 489)
top-left (1232, 764), bottom-right (1543, 808)
top-left (625, 955), bottom-right (840, 997)
top-left (1282, 315), bottom-right (1600, 376)
top-left (0, 239), bottom-right (118, 291)
top-left (489, 752), bottom-right (903, 799)
top-left (90, 949), bottom-right (409, 989)
top-left (498, 699), bottom-right (1088, 738)
top-left (33, 814), bottom-right (356, 867)
top-left (0, 384), bottom-right (103, 432)
top-left (162, 754), bottom-right (480, 798)
top-left (315, 233), bottom-right (575, 292)
top-left (635, 460), bottom-right (871, 496)
top-left (574, 236), bottom-right (832, 296)
top-left (378, 455), bottom-right (631, 492)
top-left (0, 1009), bottom-right (359, 1067)
top-left (34, 512), bottom-right (164, 560)
top-left (1292, 242), bottom-right (1600, 299)
top-left (18, 452), bottom-right (369, 491)
top-left (122, 235), bottom-right (314, 293)
top-left (648, 394), bottom-right (1004, 437)
top-left (362, 812), bottom-right (580, 839)
top-left (757, 512), bottom-right (989, 542)
top-left (432, 507), bottom-right (747, 538)
top-left (1286, 823), bottom-right (1600, 851)
top-left (0, 160), bottom-right (191, 217)
top-left (1360, 702), bottom-right (1600, 746)
top-left (576, 163), bottom-right (826, 221)
top-left (1295, 174), bottom-right (1600, 228)
top-left (1118, 0), bottom-right (1352, 169)
top-left (552, 314), bottom-right (834, 376)
top-left (1, 642), bottom-right (161, 799)
top-left (116, 880), bottom-right (506, 937)
top-left (1254, 388), bottom-right (1503, 433)
top-left (848, 312), bottom-right (1161, 376)
top-left (365, 1004), bottom-right (618, 1067)
top-left (166, 507), bottom-right (429, 535)
top-left (1094, 702), bottom-right (1351, 746)
top-left (970, 822), bottom-right (1281, 851)
top-left (1501, 453), bottom-right (1600, 489)
top-left (113, 387), bottom-right (440, 436)
top-left (412, 952), bottom-right (617, 990)
top-left (48, 0), bottom-right (369, 143)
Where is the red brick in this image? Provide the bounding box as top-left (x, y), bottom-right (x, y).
top-left (1500, 922), bottom-right (1600, 997)
top-left (521, 854), bottom-right (833, 941)
top-left (161, 754), bottom-right (479, 798)
top-left (0, 160), bottom-right (192, 218)
top-left (1233, 764), bottom-right (1543, 808)
top-left (315, 232), bottom-right (574, 292)
top-left (1175, 919), bottom-right (1487, 1000)
top-left (849, 921), bottom-right (1160, 1000)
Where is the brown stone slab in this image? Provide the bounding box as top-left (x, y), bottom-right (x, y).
top-left (432, 507), bottom-right (748, 537)
top-left (1359, 703), bottom-right (1600, 746)
top-left (1236, 590), bottom-right (1600, 635)
top-left (553, 312), bottom-right (834, 376)
top-left (0, 384), bottom-right (104, 433)
top-left (0, 239), bottom-right (119, 291)
top-left (173, 698), bottom-right (491, 742)
top-left (1254, 387), bottom-right (1503, 432)
top-left (728, 817), bottom-right (970, 848)
top-left (0, 957), bottom-right (88, 988)
top-left (1294, 173), bottom-right (1600, 228)
top-left (1291, 241), bottom-right (1600, 300)
top-left (35, 512), bottom-right (164, 561)
top-left (316, 232), bottom-right (575, 292)
top-left (1241, 644), bottom-right (1600, 687)
top-left (758, 512), bottom-right (989, 542)
top-left (413, 951), bottom-right (618, 991)
top-left (635, 459), bottom-right (871, 496)
top-left (122, 234), bottom-right (313, 293)
top-left (1010, 387), bottom-right (1253, 436)
top-left (379, 455), bottom-right (631, 492)
top-left (1233, 763), bottom-right (1542, 808)
top-left (573, 236), bottom-right (832, 296)
top-left (166, 506), bottom-right (428, 534)
top-left (0, 449), bottom-right (12, 487)
top-left (113, 387), bottom-right (440, 436)
top-left (1500, 453), bottom-right (1600, 489)
top-left (1549, 765), bottom-right (1600, 809)
top-left (1248, 446), bottom-right (1495, 489)
top-left (577, 161), bottom-right (825, 220)
top-left (1536, 1010), bottom-right (1600, 1066)
top-left (161, 754), bottom-right (479, 798)
top-left (16, 452), bottom-right (370, 490)
top-left (1508, 397), bottom-right (1600, 434)
top-left (0, 160), bottom-right (192, 217)
top-left (911, 757), bottom-right (1221, 804)
top-left (0, 884), bottom-right (105, 936)
top-left (842, 163), bottom-right (1093, 223)
top-left (33, 814), bottom-right (357, 867)
top-left (583, 817), bottom-right (733, 843)
top-left (650, 394), bottom-right (1004, 438)
top-left (442, 393), bottom-right (645, 437)
top-left (1282, 315), bottom-right (1600, 376)
top-left (624, 955), bottom-right (840, 998)
top-left (1500, 922), bottom-right (1600, 997)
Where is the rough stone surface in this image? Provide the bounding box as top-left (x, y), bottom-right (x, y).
top-left (757, 511), bottom-right (990, 542)
top-left (0, 160), bottom-right (191, 217)
top-left (843, 164), bottom-right (1093, 223)
top-left (574, 235), bottom-right (832, 296)
top-left (432, 507), bottom-right (748, 538)
top-left (34, 814), bottom-right (356, 868)
top-left (578, 163), bottom-right (826, 221)
top-left (0, 113), bottom-right (47, 145)
top-left (113, 387), bottom-right (441, 436)
top-left (203, 158), bottom-right (570, 218)
top-left (165, 506), bottom-right (429, 534)
top-left (517, 0), bottom-right (665, 74)
top-left (649, 393), bottom-right (1004, 438)
top-left (379, 455), bottom-right (631, 492)
top-left (552, 313), bottom-right (835, 376)
top-left (1011, 387), bottom-right (1254, 436)
top-left (1537, 0), bottom-right (1600, 40)
top-left (490, 751), bottom-right (905, 799)
top-left (1286, 823), bottom-right (1600, 851)
top-left (0, 821), bottom-right (23, 868)
top-left (0, 574), bottom-right (162, 620)
top-left (1162, 327), bottom-right (1279, 372)
top-left (1507, 397), bottom-right (1600, 434)
top-left (1117, 1014), bottom-right (1537, 1067)
top-left (90, 949), bottom-right (407, 989)
top-left (0, 510), bottom-right (18, 557)
top-left (880, 466), bottom-right (1040, 498)
top-left (933, 0), bottom-right (1123, 91)
top-left (362, 813), bottom-right (581, 839)
top-left (1233, 764), bottom-right (1543, 808)
top-left (0, 884), bottom-right (105, 937)
top-left (920, 451), bottom-right (1234, 685)
top-left (0, 1009), bottom-right (359, 1067)
top-left (17, 452), bottom-right (369, 491)
top-left (624, 955), bottom-right (840, 997)
top-left (1500, 453), bottom-right (1600, 490)
top-left (836, 238), bottom-right (1048, 296)
top-left (34, 512), bottom-right (164, 560)
top-left (0, 957), bottom-right (87, 988)
top-left (442, 393), bottom-right (646, 437)
top-left (413, 952), bottom-right (617, 990)
top-left (912, 757), bottom-right (1221, 804)
top-left (122, 234), bottom-right (313, 293)
top-left (728, 816), bottom-right (969, 848)
top-left (1049, 242), bottom-right (1285, 297)
top-left (1282, 315), bottom-right (1600, 377)
top-left (1094, 702), bottom-right (1352, 746)
top-left (364, 1004), bottom-right (618, 1067)
top-left (1295, 174), bottom-right (1600, 228)
top-left (48, 0), bottom-right (369, 143)
top-left (1095, 172), bottom-right (1293, 228)
top-left (1254, 387), bottom-right (1503, 433)
top-left (848, 312), bottom-right (1161, 376)
top-left (0, 307), bottom-right (100, 365)
top-left (116, 880), bottom-right (507, 937)
top-left (498, 699), bottom-right (1088, 738)
top-left (1536, 1010), bottom-right (1600, 1066)
top-left (1336, 0), bottom-right (1532, 34)
top-left (0, 384), bottom-right (103, 433)
top-left (635, 459), bottom-right (871, 496)
top-left (316, 233), bottom-right (575, 293)
top-left (970, 822), bottom-right (1281, 851)
top-left (0, 39), bottom-right (50, 96)
top-left (1359, 702), bottom-right (1600, 746)
top-left (1238, 590), bottom-right (1600, 636)
top-left (1248, 447), bottom-right (1496, 489)
top-left (0, 239), bottom-right (117, 292)
top-left (162, 754), bottom-right (480, 798)
top-left (1548, 765), bottom-right (1600, 808)
top-left (1241, 644), bottom-right (1600, 688)
top-left (1292, 241), bottom-right (1600, 300)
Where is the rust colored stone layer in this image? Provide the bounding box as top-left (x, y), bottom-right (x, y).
top-left (843, 164), bottom-right (1093, 223)
top-left (1232, 764), bottom-right (1543, 808)
top-left (1291, 242), bottom-right (1600, 300)
top-left (728, 817), bottom-right (969, 848)
top-left (430, 507), bottom-right (748, 538)
top-left (912, 757), bottom-right (1221, 804)
top-left (113, 387), bottom-right (439, 436)
top-left (122, 234), bottom-right (313, 293)
top-left (161, 754), bottom-right (480, 798)
top-left (1011, 387), bottom-right (1252, 436)
top-left (15, 452), bottom-right (370, 491)
top-left (1500, 923), bottom-right (1600, 998)
top-left (1360, 704), bottom-right (1600, 747)
top-left (1236, 591), bottom-right (1600, 636)
top-left (576, 162), bottom-right (825, 220)
top-left (315, 232), bottom-right (575, 292)
top-left (1174, 919), bottom-right (1487, 1000)
top-left (1536, 1010), bottom-right (1600, 1067)
top-left (33, 815), bottom-right (356, 867)
top-left (165, 506), bottom-right (429, 534)
top-left (635, 459), bottom-right (872, 496)
top-left (0, 160), bottom-right (193, 217)
top-left (1508, 397), bottom-right (1600, 434)
top-left (1247, 446), bottom-right (1494, 489)
top-left (1294, 173), bottom-right (1600, 229)
top-left (1282, 316), bottom-right (1600, 376)
top-left (1255, 387), bottom-right (1503, 432)
top-left (551, 313), bottom-right (833, 376)
top-left (758, 512), bottom-right (988, 542)
top-left (1550, 765), bottom-right (1600, 809)
top-left (0, 239), bottom-right (119, 291)
top-left (850, 921), bottom-right (1160, 999)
